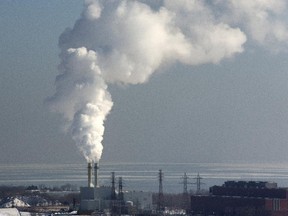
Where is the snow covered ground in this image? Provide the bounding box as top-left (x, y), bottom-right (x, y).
top-left (0, 208), bottom-right (21, 216)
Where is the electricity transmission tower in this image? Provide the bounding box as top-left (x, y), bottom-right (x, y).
top-left (180, 172), bottom-right (192, 210)
top-left (192, 173), bottom-right (205, 194)
top-left (157, 169), bottom-right (164, 213)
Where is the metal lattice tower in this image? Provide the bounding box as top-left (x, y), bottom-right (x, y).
top-left (192, 173), bottom-right (205, 194)
top-left (118, 176), bottom-right (125, 215)
top-left (180, 172), bottom-right (190, 195)
top-left (180, 173), bottom-right (192, 210)
top-left (118, 177), bottom-right (124, 201)
top-left (111, 172), bottom-right (116, 200)
top-left (110, 172), bottom-right (118, 216)
top-left (157, 169), bottom-right (164, 212)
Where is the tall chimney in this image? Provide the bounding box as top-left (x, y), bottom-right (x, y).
top-left (94, 163), bottom-right (99, 188)
top-left (88, 162), bottom-right (92, 187)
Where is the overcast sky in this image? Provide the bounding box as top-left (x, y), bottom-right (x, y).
top-left (1, 0), bottom-right (288, 164)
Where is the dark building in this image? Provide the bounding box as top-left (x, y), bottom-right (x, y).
top-left (210, 182), bottom-right (286, 199)
top-left (190, 181), bottom-right (288, 216)
top-left (191, 195), bottom-right (269, 216)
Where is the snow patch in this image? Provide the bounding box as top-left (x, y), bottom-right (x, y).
top-left (0, 197), bottom-right (30, 208)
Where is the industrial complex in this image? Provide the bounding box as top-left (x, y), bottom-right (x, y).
top-left (2, 164), bottom-right (288, 216)
top-left (77, 162), bottom-right (288, 216)
top-left (79, 162), bottom-right (153, 215)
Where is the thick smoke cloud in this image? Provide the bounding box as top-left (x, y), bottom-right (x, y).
top-left (47, 47), bottom-right (113, 162)
top-left (47, 0), bottom-right (288, 162)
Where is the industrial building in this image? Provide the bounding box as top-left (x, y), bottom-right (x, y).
top-left (190, 181), bottom-right (288, 216)
top-left (123, 190), bottom-right (153, 210)
top-left (79, 162), bottom-right (153, 214)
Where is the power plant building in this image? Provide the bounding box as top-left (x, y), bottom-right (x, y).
top-left (79, 162), bottom-right (153, 214)
top-left (80, 162), bottom-right (114, 212)
top-left (80, 186), bottom-right (112, 212)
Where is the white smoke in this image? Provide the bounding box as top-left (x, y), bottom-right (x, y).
top-left (48, 0), bottom-right (253, 162)
top-left (214, 0), bottom-right (288, 50)
top-left (47, 47), bottom-right (113, 162)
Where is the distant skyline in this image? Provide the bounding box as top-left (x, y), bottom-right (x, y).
top-left (1, 0), bottom-right (288, 164)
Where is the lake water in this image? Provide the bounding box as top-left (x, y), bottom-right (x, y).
top-left (1, 162), bottom-right (288, 193)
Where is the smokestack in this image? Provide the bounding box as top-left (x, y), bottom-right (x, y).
top-left (88, 162), bottom-right (92, 187)
top-left (94, 162), bottom-right (99, 188)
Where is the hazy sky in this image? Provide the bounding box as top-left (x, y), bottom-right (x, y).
top-left (1, 0), bottom-right (288, 164)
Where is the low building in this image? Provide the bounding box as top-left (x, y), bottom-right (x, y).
top-left (123, 191), bottom-right (153, 210)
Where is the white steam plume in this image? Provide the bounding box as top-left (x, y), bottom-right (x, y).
top-left (48, 0), bottom-right (248, 162)
top-left (214, 0), bottom-right (288, 50)
top-left (47, 47), bottom-right (113, 162)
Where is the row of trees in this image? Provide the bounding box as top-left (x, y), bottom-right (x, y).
top-left (26, 183), bottom-right (79, 192)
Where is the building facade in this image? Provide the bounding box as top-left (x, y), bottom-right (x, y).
top-left (191, 181), bottom-right (288, 216)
